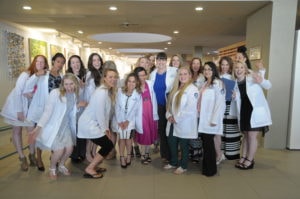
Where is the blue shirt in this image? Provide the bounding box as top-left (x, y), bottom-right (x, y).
top-left (154, 72), bottom-right (167, 106)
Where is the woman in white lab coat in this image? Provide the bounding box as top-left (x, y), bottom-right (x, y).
top-left (84, 53), bottom-right (104, 162)
top-left (77, 68), bottom-right (118, 179)
top-left (164, 66), bottom-right (199, 175)
top-left (1, 55), bottom-right (48, 171)
top-left (24, 52), bottom-right (66, 171)
top-left (233, 61), bottom-right (272, 170)
top-left (198, 61), bottom-right (225, 177)
top-left (134, 67), bottom-right (159, 164)
top-left (28, 73), bottom-right (82, 179)
top-left (113, 73), bottom-right (141, 168)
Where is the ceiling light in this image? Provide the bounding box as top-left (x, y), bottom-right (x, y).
top-left (173, 30), bottom-right (179, 34)
top-left (98, 42), bottom-right (102, 44)
top-left (22, 6), bottom-right (32, 10)
top-left (109, 47), bottom-right (113, 50)
top-left (109, 6), bottom-right (117, 11)
top-left (117, 48), bottom-right (164, 53)
top-left (195, 7), bottom-right (203, 11)
top-left (89, 32), bottom-right (171, 43)
top-left (164, 48), bottom-right (168, 50)
top-left (167, 42), bottom-right (172, 45)
top-left (77, 30), bottom-right (83, 34)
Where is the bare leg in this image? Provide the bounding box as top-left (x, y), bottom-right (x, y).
top-left (246, 131), bottom-right (259, 163)
top-left (85, 153), bottom-right (104, 177)
top-left (125, 139), bottom-right (132, 164)
top-left (119, 139), bottom-right (126, 167)
top-left (36, 147), bottom-right (45, 171)
top-left (12, 126), bottom-right (24, 158)
top-left (214, 135), bottom-right (222, 160)
top-left (59, 146), bottom-right (73, 166)
top-left (85, 140), bottom-right (94, 162)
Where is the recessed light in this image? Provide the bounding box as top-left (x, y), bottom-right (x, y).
top-left (167, 42), bottom-right (172, 45)
top-left (109, 47), bottom-right (113, 50)
top-left (195, 7), bottom-right (203, 11)
top-left (77, 30), bottom-right (83, 34)
top-left (98, 42), bottom-right (102, 44)
top-left (164, 47), bottom-right (168, 50)
top-left (23, 6), bottom-right (32, 10)
top-left (173, 30), bottom-right (179, 34)
top-left (109, 6), bottom-right (117, 11)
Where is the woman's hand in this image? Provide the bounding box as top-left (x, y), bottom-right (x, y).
top-left (28, 127), bottom-right (41, 144)
top-left (17, 112), bottom-right (25, 121)
top-left (167, 116), bottom-right (176, 124)
top-left (77, 101), bottom-right (88, 108)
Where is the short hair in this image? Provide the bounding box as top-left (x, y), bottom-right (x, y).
top-left (156, 52), bottom-right (167, 60)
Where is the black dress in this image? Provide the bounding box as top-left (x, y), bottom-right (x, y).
top-left (237, 79), bottom-right (263, 132)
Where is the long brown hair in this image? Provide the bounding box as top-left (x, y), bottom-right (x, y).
top-left (122, 72), bottom-right (141, 94)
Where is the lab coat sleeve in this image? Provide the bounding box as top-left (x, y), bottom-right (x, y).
top-left (210, 81), bottom-right (225, 125)
top-left (115, 90), bottom-right (123, 123)
top-left (37, 89), bottom-right (57, 128)
top-left (13, 72), bottom-right (28, 112)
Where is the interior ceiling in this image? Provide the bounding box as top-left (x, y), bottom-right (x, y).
top-left (0, 0), bottom-right (289, 57)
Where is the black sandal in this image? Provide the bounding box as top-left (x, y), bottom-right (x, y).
top-left (141, 155), bottom-right (149, 165)
top-left (120, 156), bottom-right (127, 169)
top-left (235, 156), bottom-right (246, 168)
top-left (238, 158), bottom-right (254, 170)
top-left (126, 154), bottom-right (131, 166)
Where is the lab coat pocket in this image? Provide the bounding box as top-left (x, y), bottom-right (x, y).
top-left (252, 107), bottom-right (268, 125)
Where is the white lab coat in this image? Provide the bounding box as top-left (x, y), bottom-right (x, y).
top-left (198, 79), bottom-right (226, 135)
top-left (135, 80), bottom-right (159, 134)
top-left (233, 75), bottom-right (272, 128)
top-left (150, 66), bottom-right (177, 94)
top-left (24, 71), bottom-right (63, 123)
top-left (1, 72), bottom-right (33, 126)
top-left (112, 88), bottom-right (141, 135)
top-left (84, 71), bottom-right (96, 102)
top-left (77, 85), bottom-right (111, 139)
top-left (36, 89), bottom-right (77, 149)
top-left (166, 84), bottom-right (199, 139)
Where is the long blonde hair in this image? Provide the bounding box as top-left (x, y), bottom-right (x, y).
top-left (59, 73), bottom-right (80, 101)
top-left (167, 66), bottom-right (193, 113)
top-left (101, 68), bottom-right (119, 103)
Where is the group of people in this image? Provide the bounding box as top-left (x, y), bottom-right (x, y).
top-left (1, 46), bottom-right (272, 179)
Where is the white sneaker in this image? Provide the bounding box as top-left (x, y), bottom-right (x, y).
top-left (216, 153), bottom-right (226, 165)
top-left (164, 164), bottom-right (176, 170)
top-left (174, 167), bottom-right (187, 175)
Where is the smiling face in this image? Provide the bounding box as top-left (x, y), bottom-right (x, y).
top-left (70, 57), bottom-right (81, 75)
top-left (137, 70), bottom-right (147, 84)
top-left (171, 56), bottom-right (181, 68)
top-left (126, 76), bottom-right (137, 93)
top-left (191, 59), bottom-right (201, 73)
top-left (203, 64), bottom-right (213, 80)
top-left (178, 67), bottom-right (191, 85)
top-left (35, 56), bottom-right (46, 71)
top-left (63, 78), bottom-right (76, 93)
top-left (234, 62), bottom-right (247, 81)
top-left (52, 57), bottom-right (65, 72)
top-left (92, 54), bottom-right (102, 70)
top-left (220, 59), bottom-right (230, 74)
top-left (103, 70), bottom-right (118, 88)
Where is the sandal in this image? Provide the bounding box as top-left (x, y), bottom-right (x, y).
top-left (120, 156), bottom-right (127, 168)
top-left (141, 155), bottom-right (149, 165)
top-left (49, 168), bottom-right (57, 179)
top-left (235, 156), bottom-right (246, 168)
top-left (83, 172), bottom-right (103, 179)
top-left (58, 165), bottom-right (71, 176)
top-left (145, 153), bottom-right (152, 163)
top-left (126, 154), bottom-right (131, 166)
top-left (238, 158), bottom-right (255, 170)
top-left (95, 167), bottom-right (107, 173)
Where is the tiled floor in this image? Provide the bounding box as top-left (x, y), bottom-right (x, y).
top-left (0, 129), bottom-right (300, 199)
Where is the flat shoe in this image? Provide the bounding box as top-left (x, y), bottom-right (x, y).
top-left (83, 173), bottom-right (103, 179)
top-left (95, 167), bottom-right (107, 173)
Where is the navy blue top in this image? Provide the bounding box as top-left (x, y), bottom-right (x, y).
top-left (153, 72), bottom-right (167, 106)
top-left (221, 77), bottom-right (235, 101)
